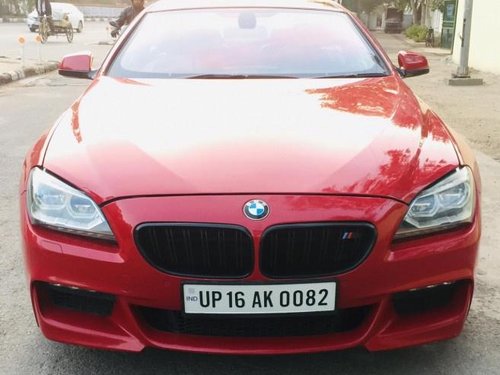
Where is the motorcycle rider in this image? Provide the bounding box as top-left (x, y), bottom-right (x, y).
top-left (110, 0), bottom-right (145, 38)
top-left (36, 0), bottom-right (55, 33)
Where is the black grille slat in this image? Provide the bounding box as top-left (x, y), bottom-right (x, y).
top-left (261, 223), bottom-right (376, 278)
top-left (135, 224), bottom-right (253, 278)
top-left (137, 306), bottom-right (371, 337)
top-left (137, 222), bottom-right (374, 279)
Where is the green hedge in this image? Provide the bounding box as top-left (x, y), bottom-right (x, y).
top-left (405, 25), bottom-right (429, 42)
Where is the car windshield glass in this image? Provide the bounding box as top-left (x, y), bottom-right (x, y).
top-left (106, 8), bottom-right (389, 79)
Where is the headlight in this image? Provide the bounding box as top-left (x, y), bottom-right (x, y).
top-left (27, 168), bottom-right (115, 241)
top-left (394, 167), bottom-right (475, 240)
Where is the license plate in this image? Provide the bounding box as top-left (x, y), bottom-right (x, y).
top-left (183, 282), bottom-right (336, 314)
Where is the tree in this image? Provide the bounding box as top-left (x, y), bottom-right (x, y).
top-left (429, 0), bottom-right (446, 12)
top-left (0, 0), bottom-right (33, 16)
top-left (392, 0), bottom-right (445, 25)
top-left (343, 0), bottom-right (385, 13)
top-left (407, 0), bottom-right (423, 25)
top-left (358, 0), bottom-right (385, 13)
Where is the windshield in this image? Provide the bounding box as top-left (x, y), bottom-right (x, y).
top-left (106, 8), bottom-right (389, 79)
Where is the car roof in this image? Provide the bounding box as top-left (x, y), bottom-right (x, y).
top-left (147, 0), bottom-right (346, 13)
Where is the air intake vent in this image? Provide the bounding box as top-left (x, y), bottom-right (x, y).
top-left (137, 305), bottom-right (371, 337)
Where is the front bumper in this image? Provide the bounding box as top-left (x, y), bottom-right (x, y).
top-left (21, 194), bottom-right (480, 354)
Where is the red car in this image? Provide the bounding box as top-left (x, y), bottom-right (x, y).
top-left (20, 0), bottom-right (481, 354)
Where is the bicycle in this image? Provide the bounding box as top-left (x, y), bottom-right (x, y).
top-left (38, 13), bottom-right (73, 44)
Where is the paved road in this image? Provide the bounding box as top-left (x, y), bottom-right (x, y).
top-left (0, 21), bottom-right (113, 64)
top-left (0, 28), bottom-right (499, 375)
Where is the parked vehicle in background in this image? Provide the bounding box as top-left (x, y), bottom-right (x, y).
top-left (384, 7), bottom-right (403, 33)
top-left (27, 2), bottom-right (84, 33)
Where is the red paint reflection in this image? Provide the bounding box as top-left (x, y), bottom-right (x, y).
top-left (70, 79), bottom-right (102, 144)
top-left (306, 77), bottom-right (454, 199)
top-left (306, 78), bottom-right (399, 118)
top-left (307, 77), bottom-right (450, 143)
top-left (71, 100), bottom-right (82, 143)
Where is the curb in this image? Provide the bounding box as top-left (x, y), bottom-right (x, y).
top-left (0, 61), bottom-right (58, 86)
top-left (85, 17), bottom-right (114, 22)
top-left (1, 16), bottom-right (113, 23)
top-left (0, 17), bottom-right (25, 23)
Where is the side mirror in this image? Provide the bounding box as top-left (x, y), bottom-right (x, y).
top-left (59, 51), bottom-right (96, 79)
top-left (397, 51), bottom-right (429, 78)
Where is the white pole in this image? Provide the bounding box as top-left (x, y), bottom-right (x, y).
top-left (18, 35), bottom-right (26, 67)
top-left (456, 0), bottom-right (473, 78)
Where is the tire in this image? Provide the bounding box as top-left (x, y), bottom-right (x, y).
top-left (77, 21), bottom-right (83, 33)
top-left (29, 26), bottom-right (37, 32)
top-left (39, 18), bottom-right (49, 44)
top-left (66, 25), bottom-right (74, 43)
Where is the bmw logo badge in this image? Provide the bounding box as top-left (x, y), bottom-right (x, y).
top-left (243, 199), bottom-right (270, 220)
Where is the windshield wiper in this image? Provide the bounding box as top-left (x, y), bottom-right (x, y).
top-left (186, 74), bottom-right (297, 79)
top-left (315, 72), bottom-right (389, 79)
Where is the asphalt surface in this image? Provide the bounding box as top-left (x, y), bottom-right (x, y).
top-left (0, 22), bottom-right (114, 85)
top-left (0, 23), bottom-right (499, 375)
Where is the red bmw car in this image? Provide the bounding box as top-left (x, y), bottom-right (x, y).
top-left (20, 0), bottom-right (481, 354)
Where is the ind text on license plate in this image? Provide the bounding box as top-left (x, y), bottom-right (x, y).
top-left (183, 282), bottom-right (336, 314)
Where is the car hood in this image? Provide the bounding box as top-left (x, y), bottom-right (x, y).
top-left (43, 76), bottom-right (459, 204)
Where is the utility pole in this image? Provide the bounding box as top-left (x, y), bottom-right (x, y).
top-left (449, 0), bottom-right (483, 85)
top-left (455, 0), bottom-right (473, 78)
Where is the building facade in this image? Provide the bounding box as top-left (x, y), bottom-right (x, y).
top-left (452, 0), bottom-right (500, 74)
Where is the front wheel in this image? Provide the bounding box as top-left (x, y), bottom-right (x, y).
top-left (77, 21), bottom-right (83, 33)
top-left (66, 25), bottom-right (73, 43)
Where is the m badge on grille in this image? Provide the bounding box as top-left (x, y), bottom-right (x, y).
top-left (243, 199), bottom-right (270, 220)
